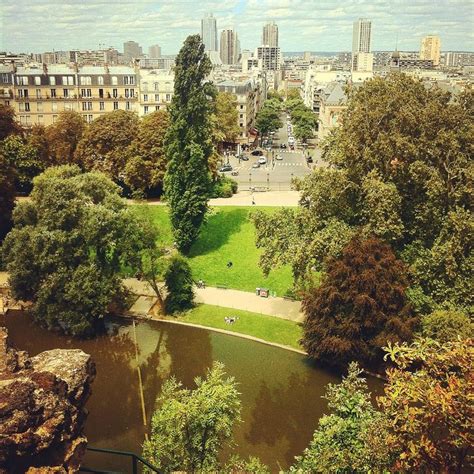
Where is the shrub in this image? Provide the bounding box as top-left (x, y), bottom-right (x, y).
top-left (421, 309), bottom-right (472, 342)
top-left (164, 255), bottom-right (194, 313)
top-left (211, 176), bottom-right (238, 198)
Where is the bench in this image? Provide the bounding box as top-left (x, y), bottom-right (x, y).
top-left (250, 186), bottom-right (269, 192)
top-left (216, 284), bottom-right (228, 289)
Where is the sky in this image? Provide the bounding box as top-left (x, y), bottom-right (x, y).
top-left (1, 0), bottom-right (473, 54)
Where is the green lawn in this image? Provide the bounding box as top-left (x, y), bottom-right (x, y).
top-left (178, 304), bottom-right (303, 350)
top-left (132, 205), bottom-right (294, 296)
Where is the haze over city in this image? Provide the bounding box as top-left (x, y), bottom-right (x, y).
top-left (1, 0), bottom-right (473, 53)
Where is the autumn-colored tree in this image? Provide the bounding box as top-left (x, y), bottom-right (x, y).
top-left (302, 236), bottom-right (416, 369)
top-left (0, 104), bottom-right (21, 140)
top-left (46, 110), bottom-right (86, 165)
top-left (380, 337), bottom-right (473, 472)
top-left (27, 125), bottom-right (51, 167)
top-left (75, 110), bottom-right (139, 181)
top-left (212, 92), bottom-right (239, 146)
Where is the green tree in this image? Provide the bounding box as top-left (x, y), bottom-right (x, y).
top-left (302, 236), bottom-right (416, 369)
top-left (0, 104), bottom-right (21, 140)
top-left (380, 337), bottom-right (474, 472)
top-left (46, 110), bottom-right (86, 165)
top-left (142, 362), bottom-right (241, 473)
top-left (285, 88), bottom-right (301, 101)
top-left (124, 110), bottom-right (170, 197)
top-left (164, 35), bottom-right (215, 253)
top-left (255, 101), bottom-right (282, 143)
top-left (212, 92), bottom-right (239, 146)
top-left (291, 363), bottom-right (392, 473)
top-left (421, 309), bottom-right (472, 342)
top-left (0, 135), bottom-right (45, 192)
top-left (0, 149), bottom-right (16, 240)
top-left (164, 255), bottom-right (194, 313)
top-left (75, 110), bottom-right (139, 182)
top-left (2, 165), bottom-right (153, 336)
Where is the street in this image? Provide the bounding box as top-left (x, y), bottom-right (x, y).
top-left (222, 114), bottom-right (314, 190)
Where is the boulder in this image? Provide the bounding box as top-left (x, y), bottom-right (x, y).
top-left (0, 327), bottom-right (96, 473)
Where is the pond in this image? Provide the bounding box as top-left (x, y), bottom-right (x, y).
top-left (3, 312), bottom-right (383, 472)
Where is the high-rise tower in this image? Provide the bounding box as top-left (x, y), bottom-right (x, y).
top-left (262, 21), bottom-right (279, 47)
top-left (220, 29), bottom-right (240, 64)
top-left (201, 14), bottom-right (218, 52)
top-left (420, 35), bottom-right (441, 66)
top-left (352, 19), bottom-right (372, 71)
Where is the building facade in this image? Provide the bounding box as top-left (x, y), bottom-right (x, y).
top-left (420, 35), bottom-right (441, 66)
top-left (220, 29), bottom-right (240, 65)
top-left (123, 41), bottom-right (142, 63)
top-left (201, 14), bottom-right (218, 52)
top-left (256, 46), bottom-right (281, 71)
top-left (148, 45), bottom-right (162, 59)
top-left (262, 22), bottom-right (279, 47)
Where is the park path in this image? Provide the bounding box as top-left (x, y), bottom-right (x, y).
top-left (123, 278), bottom-right (304, 322)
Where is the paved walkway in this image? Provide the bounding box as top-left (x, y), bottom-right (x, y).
top-left (122, 278), bottom-right (303, 322)
top-left (129, 190), bottom-right (301, 207)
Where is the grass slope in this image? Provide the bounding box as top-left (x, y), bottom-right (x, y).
top-left (179, 304), bottom-right (302, 350)
top-left (133, 205), bottom-right (294, 296)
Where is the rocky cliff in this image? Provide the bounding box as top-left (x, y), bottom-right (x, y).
top-left (0, 327), bottom-right (96, 473)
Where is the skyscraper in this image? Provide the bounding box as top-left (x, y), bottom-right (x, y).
top-left (420, 35), bottom-right (441, 66)
top-left (262, 21), bottom-right (278, 47)
top-left (201, 14), bottom-right (218, 52)
top-left (220, 29), bottom-right (240, 64)
top-left (148, 44), bottom-right (162, 58)
top-left (352, 19), bottom-right (372, 71)
top-left (123, 41), bottom-right (142, 62)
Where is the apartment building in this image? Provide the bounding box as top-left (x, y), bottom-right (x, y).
top-left (138, 69), bottom-right (174, 116)
top-left (216, 79), bottom-right (261, 145)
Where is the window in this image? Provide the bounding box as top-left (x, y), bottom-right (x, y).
top-left (65, 103), bottom-right (74, 111)
top-left (130, 88), bottom-right (134, 97)
top-left (51, 89), bottom-right (56, 98)
top-left (24, 89), bottom-right (28, 98)
top-left (113, 101), bottom-right (118, 110)
top-left (67, 76), bottom-right (74, 85)
top-left (18, 90), bottom-right (24, 98)
top-left (98, 76), bottom-right (104, 85)
top-left (143, 94), bottom-right (148, 102)
top-left (144, 105), bottom-right (149, 114)
top-left (126, 101), bottom-right (131, 110)
top-left (240, 114), bottom-right (243, 118)
top-left (16, 76), bottom-right (28, 85)
top-left (154, 83), bottom-right (159, 91)
top-left (240, 105), bottom-right (244, 109)
top-left (37, 115), bottom-right (44, 124)
top-left (24, 103), bottom-right (30, 112)
top-left (36, 89), bottom-right (41, 98)
top-left (80, 76), bottom-right (91, 85)
top-left (99, 88), bottom-right (104, 99)
top-left (19, 103), bottom-right (25, 112)
top-left (155, 105), bottom-right (160, 111)
top-left (62, 76), bottom-right (68, 85)
top-left (124, 76), bottom-right (134, 85)
top-left (112, 88), bottom-right (118, 98)
top-left (50, 77), bottom-right (56, 85)
top-left (166, 93), bottom-right (171, 101)
top-left (154, 94), bottom-right (159, 101)
top-left (37, 102), bottom-right (43, 112)
top-left (99, 101), bottom-right (105, 111)
top-left (52, 103), bottom-right (57, 112)
top-left (240, 123), bottom-right (244, 127)
top-left (52, 115), bottom-right (57, 123)
top-left (63, 89), bottom-right (69, 98)
top-left (34, 76), bottom-right (41, 85)
top-left (82, 102), bottom-right (92, 111)
top-left (19, 115), bottom-right (31, 126)
top-left (111, 76), bottom-right (118, 85)
top-left (125, 89), bottom-right (130, 98)
top-left (87, 114), bottom-right (93, 123)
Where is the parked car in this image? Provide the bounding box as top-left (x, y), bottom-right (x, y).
top-left (239, 155), bottom-right (249, 161)
top-left (251, 149), bottom-right (264, 156)
top-left (306, 156), bottom-right (313, 163)
top-left (219, 164), bottom-right (232, 172)
top-left (231, 170), bottom-right (239, 176)
top-left (280, 143), bottom-right (287, 149)
top-left (258, 157), bottom-right (267, 165)
top-left (276, 154), bottom-right (283, 160)
top-left (252, 162), bottom-right (261, 168)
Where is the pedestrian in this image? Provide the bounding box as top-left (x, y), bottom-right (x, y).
top-left (252, 196), bottom-right (256, 205)
top-left (227, 261), bottom-right (233, 269)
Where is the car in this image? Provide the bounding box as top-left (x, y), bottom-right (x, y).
top-left (280, 143), bottom-right (287, 149)
top-left (276, 154), bottom-right (283, 160)
top-left (288, 137), bottom-right (295, 144)
top-left (231, 170), bottom-right (239, 176)
top-left (251, 149), bottom-right (264, 156)
top-left (252, 162), bottom-right (260, 168)
top-left (306, 156), bottom-right (313, 163)
top-left (219, 164), bottom-right (232, 172)
top-left (258, 157), bottom-right (267, 165)
top-left (240, 155), bottom-right (249, 161)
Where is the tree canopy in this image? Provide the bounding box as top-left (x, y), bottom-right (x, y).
top-left (142, 362), bottom-right (241, 472)
top-left (254, 74), bottom-right (473, 315)
top-left (302, 236), bottom-right (416, 369)
top-left (2, 165), bottom-right (154, 336)
top-left (255, 99), bottom-right (282, 140)
top-left (212, 91), bottom-right (240, 145)
top-left (0, 104), bottom-right (21, 140)
top-left (0, 149), bottom-right (16, 240)
top-left (164, 34), bottom-right (215, 253)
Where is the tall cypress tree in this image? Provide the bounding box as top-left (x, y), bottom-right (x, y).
top-left (165, 35), bottom-right (215, 253)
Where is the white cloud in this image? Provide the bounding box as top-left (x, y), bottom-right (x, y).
top-left (0, 0), bottom-right (473, 53)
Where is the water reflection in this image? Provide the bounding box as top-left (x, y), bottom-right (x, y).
top-left (3, 312), bottom-right (382, 472)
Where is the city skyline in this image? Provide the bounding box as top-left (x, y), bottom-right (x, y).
top-left (1, 0), bottom-right (473, 54)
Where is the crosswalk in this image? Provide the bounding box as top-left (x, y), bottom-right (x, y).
top-left (274, 162), bottom-right (304, 166)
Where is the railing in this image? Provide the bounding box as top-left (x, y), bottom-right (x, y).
top-left (79, 446), bottom-right (161, 474)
